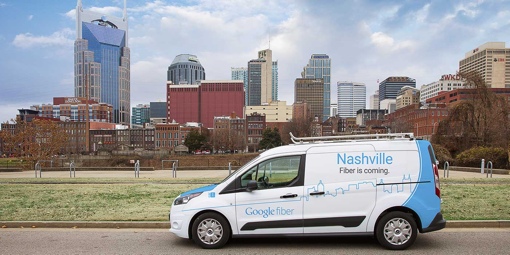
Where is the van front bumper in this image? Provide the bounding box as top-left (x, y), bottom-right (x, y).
top-left (421, 212), bottom-right (446, 233)
top-left (169, 209), bottom-right (191, 239)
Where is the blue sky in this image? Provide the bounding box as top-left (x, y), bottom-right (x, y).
top-left (1, 0), bottom-right (509, 123)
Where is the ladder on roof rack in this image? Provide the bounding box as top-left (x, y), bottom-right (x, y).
top-left (289, 132), bottom-right (415, 144)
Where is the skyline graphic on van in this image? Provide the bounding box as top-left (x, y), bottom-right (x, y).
top-left (304, 174), bottom-right (415, 201)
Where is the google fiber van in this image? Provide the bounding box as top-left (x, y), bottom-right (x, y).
top-left (169, 133), bottom-right (445, 250)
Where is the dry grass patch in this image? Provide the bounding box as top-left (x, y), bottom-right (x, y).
top-left (0, 183), bottom-right (202, 221)
top-left (441, 182), bottom-right (510, 220)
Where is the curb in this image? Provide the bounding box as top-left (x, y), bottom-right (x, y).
top-left (1, 220), bottom-right (509, 229)
top-left (0, 221), bottom-right (169, 229)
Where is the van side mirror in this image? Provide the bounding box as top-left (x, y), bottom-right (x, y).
top-left (246, 180), bottom-right (258, 192)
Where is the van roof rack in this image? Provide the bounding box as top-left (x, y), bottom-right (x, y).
top-left (289, 132), bottom-right (415, 144)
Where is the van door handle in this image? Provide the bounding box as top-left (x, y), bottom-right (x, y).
top-left (280, 194), bottom-right (298, 199)
top-left (310, 191), bottom-right (325, 196)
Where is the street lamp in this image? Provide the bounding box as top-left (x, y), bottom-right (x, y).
top-left (432, 122), bottom-right (439, 135)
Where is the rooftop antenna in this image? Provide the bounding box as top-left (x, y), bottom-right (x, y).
top-left (123, 0), bottom-right (127, 21)
top-left (268, 27), bottom-right (271, 49)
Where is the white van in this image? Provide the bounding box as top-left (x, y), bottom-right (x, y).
top-left (169, 133), bottom-right (445, 250)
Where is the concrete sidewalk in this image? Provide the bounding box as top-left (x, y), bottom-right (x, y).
top-left (1, 169), bottom-right (509, 179)
top-left (0, 169), bottom-right (232, 179)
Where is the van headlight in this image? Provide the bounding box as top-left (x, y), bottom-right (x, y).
top-left (174, 192), bottom-right (202, 205)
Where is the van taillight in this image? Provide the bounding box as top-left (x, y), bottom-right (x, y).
top-left (433, 163), bottom-right (440, 198)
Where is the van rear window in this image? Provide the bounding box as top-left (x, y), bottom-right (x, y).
top-left (427, 145), bottom-right (437, 164)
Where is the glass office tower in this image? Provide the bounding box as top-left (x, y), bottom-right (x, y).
top-left (302, 54), bottom-right (331, 121)
top-left (231, 67), bottom-right (248, 104)
top-left (74, 0), bottom-right (130, 125)
top-left (272, 61), bottom-right (278, 101)
top-left (337, 82), bottom-right (366, 118)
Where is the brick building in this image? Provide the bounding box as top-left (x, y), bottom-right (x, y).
top-left (167, 80), bottom-right (245, 128)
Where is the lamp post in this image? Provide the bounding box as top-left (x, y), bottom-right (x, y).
top-left (432, 122), bottom-right (439, 135)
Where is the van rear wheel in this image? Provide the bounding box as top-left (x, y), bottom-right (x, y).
top-left (376, 211), bottom-right (417, 250)
top-left (191, 212), bottom-right (230, 249)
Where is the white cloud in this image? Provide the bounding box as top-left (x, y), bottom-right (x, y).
top-left (12, 28), bottom-right (74, 49)
top-left (370, 32), bottom-right (415, 53)
top-left (371, 32), bottom-right (395, 49)
top-left (65, 6), bottom-right (122, 20)
top-left (455, 1), bottom-right (483, 18)
top-left (414, 3), bottom-right (430, 23)
top-left (65, 9), bottom-right (75, 19)
top-left (88, 6), bottom-right (122, 16)
top-left (130, 57), bottom-right (172, 104)
top-left (28, 15), bottom-right (33, 21)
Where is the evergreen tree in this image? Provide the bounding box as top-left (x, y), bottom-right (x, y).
top-left (184, 129), bottom-right (206, 152)
top-left (258, 127), bottom-right (282, 150)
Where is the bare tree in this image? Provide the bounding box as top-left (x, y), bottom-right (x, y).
top-left (213, 128), bottom-right (230, 152)
top-left (282, 118), bottom-right (313, 144)
top-left (433, 72), bottom-right (510, 155)
top-left (0, 118), bottom-right (69, 168)
top-left (228, 129), bottom-right (246, 152)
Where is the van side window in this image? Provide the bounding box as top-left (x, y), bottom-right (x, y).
top-left (240, 155), bottom-right (301, 190)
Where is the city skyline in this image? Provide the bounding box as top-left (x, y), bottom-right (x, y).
top-left (1, 0), bottom-right (509, 123)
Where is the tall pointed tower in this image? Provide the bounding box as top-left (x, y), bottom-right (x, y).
top-left (75, 0), bottom-right (130, 125)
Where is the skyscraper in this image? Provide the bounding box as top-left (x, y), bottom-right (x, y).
top-left (167, 54), bottom-right (205, 85)
top-left (231, 67), bottom-right (248, 103)
top-left (247, 49), bottom-right (274, 106)
top-left (370, 90), bottom-right (379, 109)
top-left (302, 54), bottom-right (331, 121)
top-left (459, 42), bottom-right (510, 88)
top-left (378, 76), bottom-right (416, 104)
top-left (75, 0), bottom-right (130, 125)
top-left (294, 78), bottom-right (324, 121)
top-left (272, 60), bottom-right (278, 101)
top-left (337, 82), bottom-right (366, 118)
top-left (131, 104), bottom-right (150, 127)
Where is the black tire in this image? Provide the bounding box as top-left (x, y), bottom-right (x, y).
top-left (376, 211), bottom-right (417, 250)
top-left (191, 212), bottom-right (231, 249)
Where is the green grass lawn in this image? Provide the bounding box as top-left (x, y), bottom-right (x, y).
top-left (440, 178), bottom-right (510, 220)
top-left (0, 178), bottom-right (508, 221)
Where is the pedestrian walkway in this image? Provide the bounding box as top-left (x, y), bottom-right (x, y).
top-left (0, 169), bottom-right (232, 179)
top-left (438, 169), bottom-right (510, 179)
top-left (0, 169), bottom-right (508, 179)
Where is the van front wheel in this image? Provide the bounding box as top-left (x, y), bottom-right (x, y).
top-left (191, 212), bottom-right (230, 249)
top-left (376, 211), bottom-right (417, 250)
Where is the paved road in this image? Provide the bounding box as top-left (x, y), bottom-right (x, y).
top-left (1, 228), bottom-right (509, 255)
top-left (0, 169), bottom-right (509, 179)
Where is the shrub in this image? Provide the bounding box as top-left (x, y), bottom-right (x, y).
top-left (455, 147), bottom-right (508, 169)
top-left (432, 143), bottom-right (453, 166)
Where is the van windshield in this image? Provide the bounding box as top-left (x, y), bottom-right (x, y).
top-left (218, 155), bottom-right (261, 184)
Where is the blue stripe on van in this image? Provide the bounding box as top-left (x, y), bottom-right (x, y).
top-left (180, 184), bottom-right (217, 196)
top-left (402, 140), bottom-right (441, 229)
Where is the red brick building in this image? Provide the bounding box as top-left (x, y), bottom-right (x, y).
top-left (385, 103), bottom-right (448, 139)
top-left (426, 88), bottom-right (510, 105)
top-left (167, 81), bottom-right (245, 128)
top-left (37, 97), bottom-right (113, 123)
top-left (246, 112), bottom-right (266, 152)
